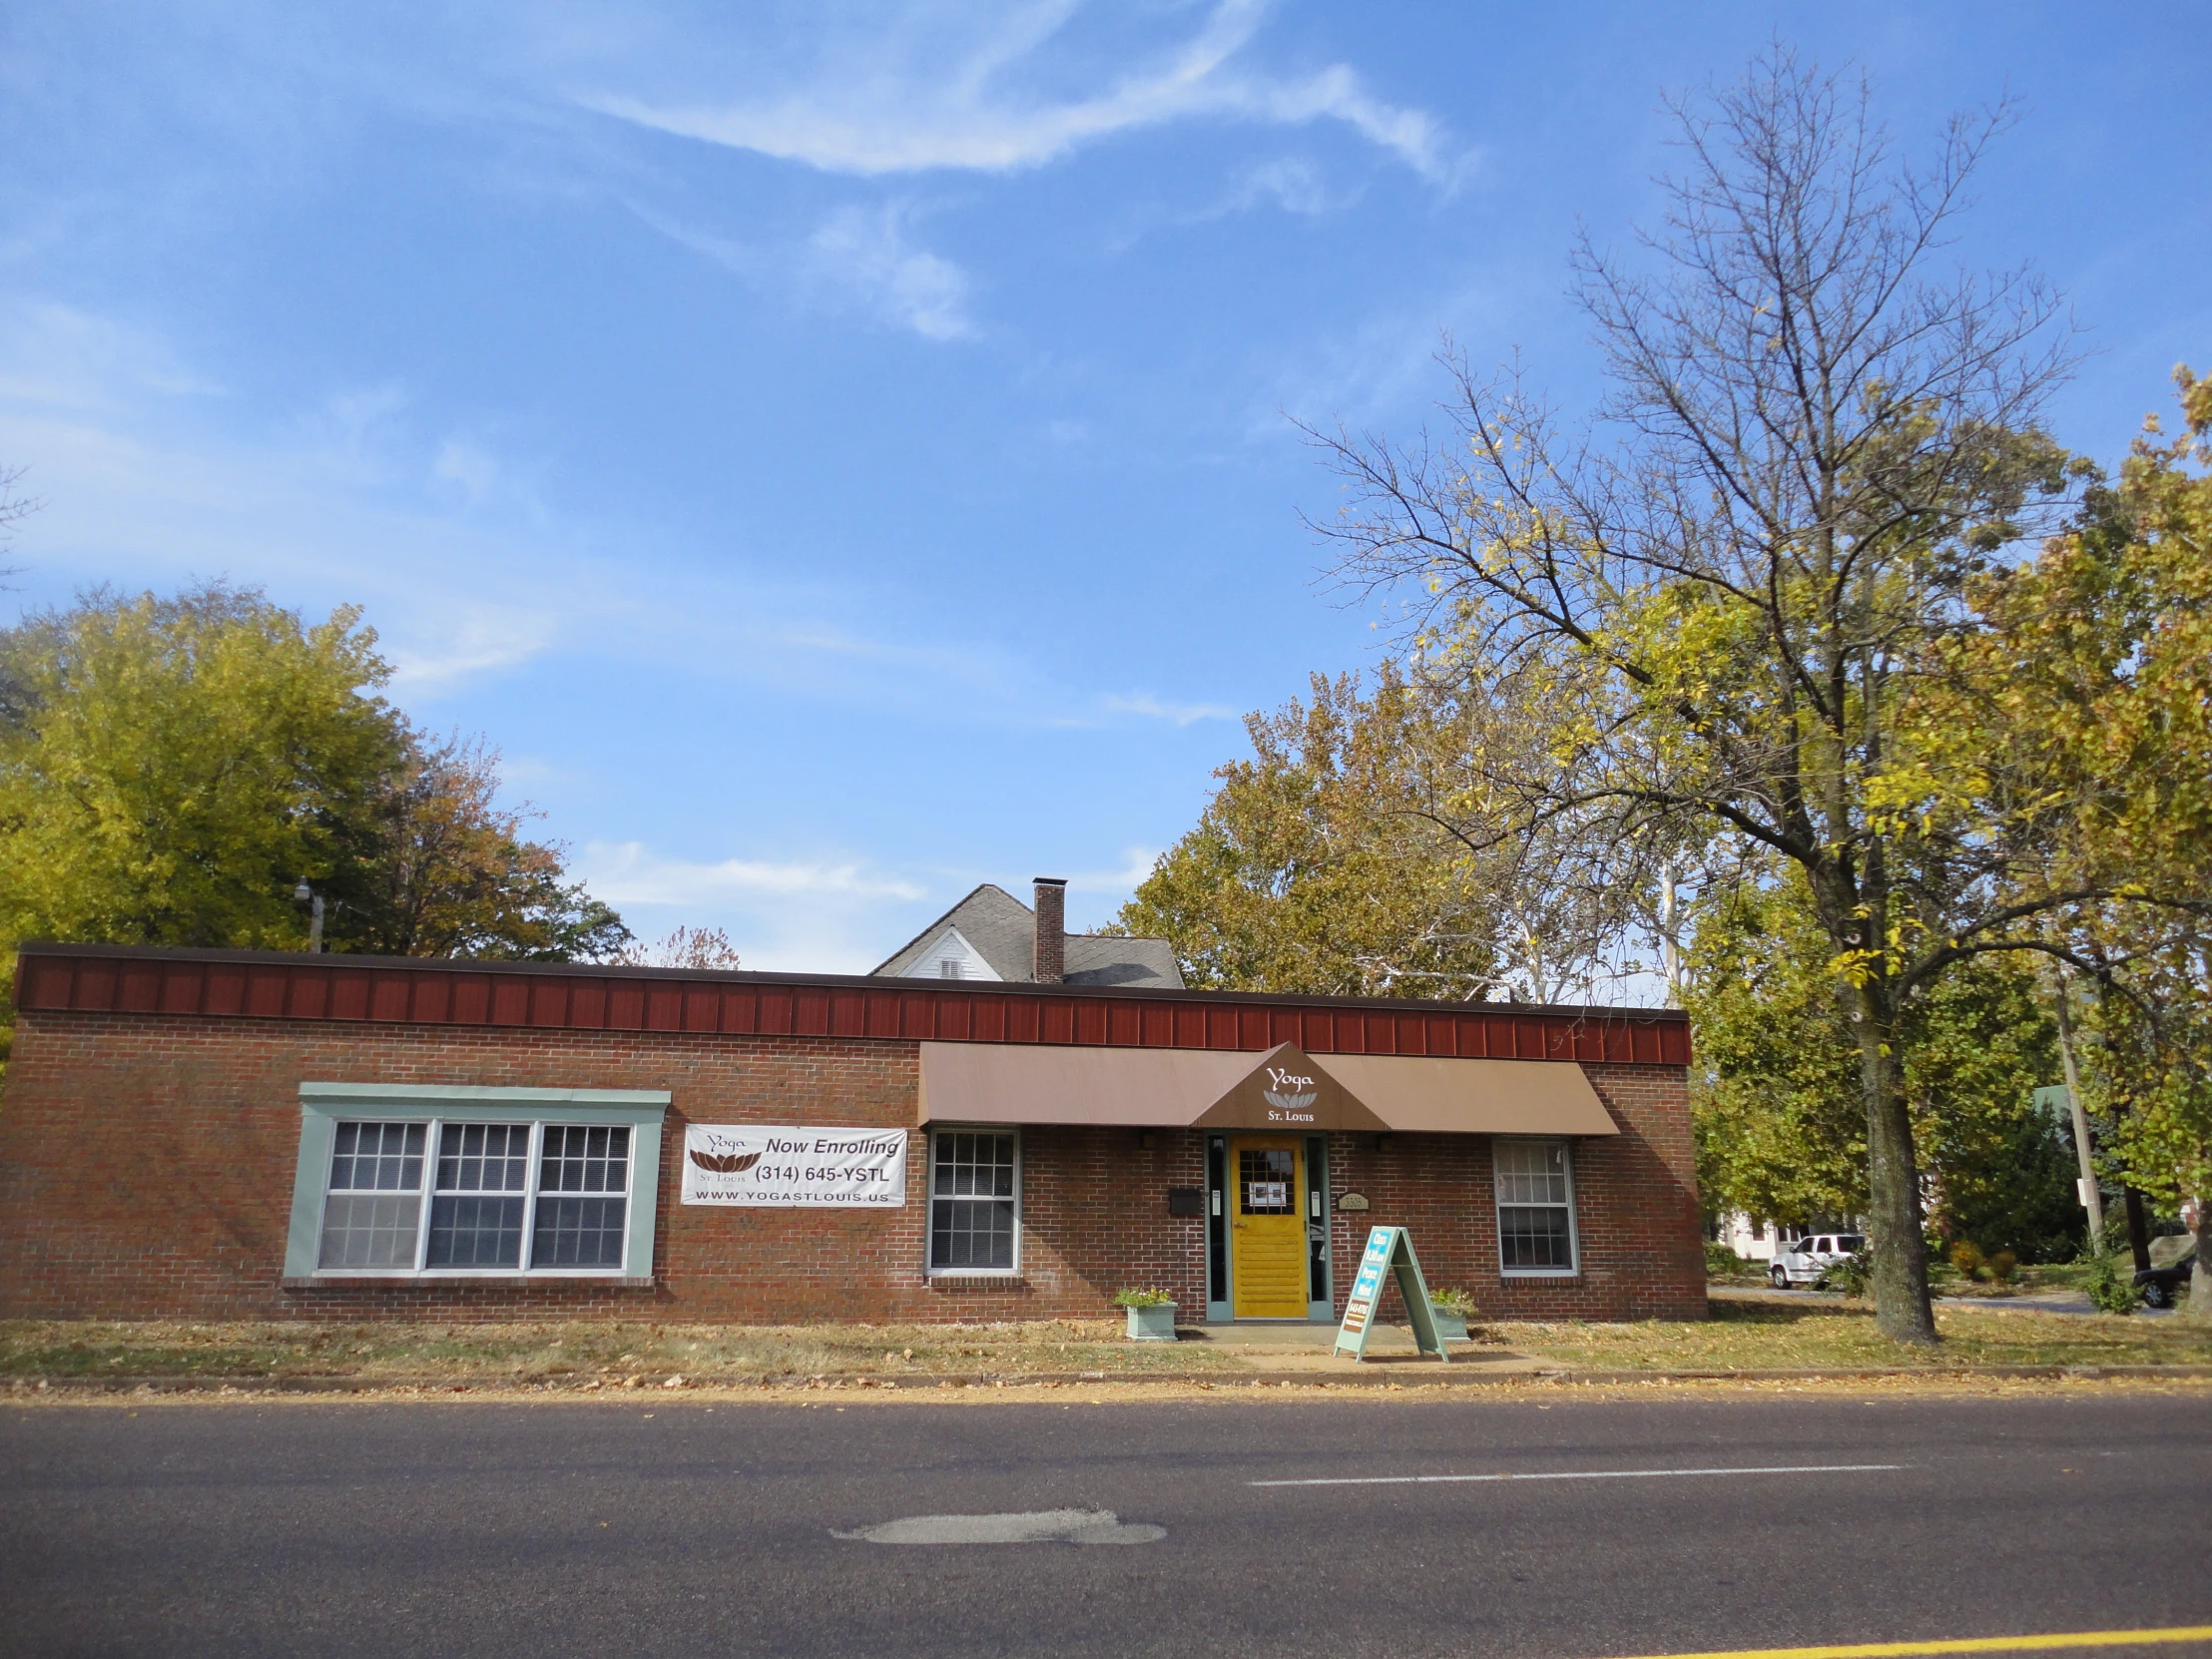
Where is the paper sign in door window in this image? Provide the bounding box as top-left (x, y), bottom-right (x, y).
top-left (1248, 1181), bottom-right (1288, 1210)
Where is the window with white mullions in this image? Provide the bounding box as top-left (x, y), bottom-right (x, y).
top-left (318, 1122), bottom-right (426, 1268)
top-left (532, 1125), bottom-right (630, 1268)
top-left (928, 1129), bottom-right (1018, 1273)
top-left (1494, 1139), bottom-right (1578, 1275)
top-left (427, 1123), bottom-right (532, 1267)
top-left (314, 1116), bottom-right (639, 1276)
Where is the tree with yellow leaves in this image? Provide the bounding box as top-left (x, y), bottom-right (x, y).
top-left (0, 583), bottom-right (633, 1072)
top-left (1956, 368), bottom-right (2212, 1314)
top-left (1304, 49), bottom-right (2193, 1344)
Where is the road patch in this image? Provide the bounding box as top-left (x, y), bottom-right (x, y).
top-left (831, 1508), bottom-right (1166, 1545)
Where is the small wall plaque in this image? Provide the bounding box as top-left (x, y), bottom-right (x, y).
top-left (1167, 1187), bottom-right (1205, 1217)
top-left (1336, 1191), bottom-right (1371, 1212)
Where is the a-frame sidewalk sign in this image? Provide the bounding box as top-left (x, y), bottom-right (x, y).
top-left (1333, 1225), bottom-right (1449, 1362)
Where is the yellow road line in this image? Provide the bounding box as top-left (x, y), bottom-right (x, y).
top-left (1608, 1630), bottom-right (2212, 1659)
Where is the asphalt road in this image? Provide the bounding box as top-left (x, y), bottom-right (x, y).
top-left (4, 1388), bottom-right (2208, 1659)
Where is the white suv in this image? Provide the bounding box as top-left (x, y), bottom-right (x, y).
top-left (1769, 1232), bottom-right (1866, 1289)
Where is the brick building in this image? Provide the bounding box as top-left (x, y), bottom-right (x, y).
top-left (0, 929), bottom-right (1703, 1326)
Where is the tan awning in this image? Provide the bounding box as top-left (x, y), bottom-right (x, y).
top-left (916, 1041), bottom-right (1617, 1136)
top-left (1317, 1053), bottom-right (1618, 1136)
top-left (917, 1042), bottom-right (1252, 1127)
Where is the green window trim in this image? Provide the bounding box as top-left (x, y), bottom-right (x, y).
top-left (283, 1084), bottom-right (671, 1283)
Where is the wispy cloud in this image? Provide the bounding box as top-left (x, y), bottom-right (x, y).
top-left (0, 303), bottom-right (576, 697)
top-left (0, 299), bottom-right (1240, 733)
top-left (386, 608), bottom-right (560, 695)
top-left (582, 841), bottom-right (928, 906)
top-left (626, 198), bottom-right (973, 341)
top-left (1104, 692), bottom-right (1239, 726)
top-left (807, 204), bottom-right (975, 339)
top-left (1224, 157), bottom-right (1341, 217)
top-left (584, 0), bottom-right (1458, 184)
top-left (1067, 845), bottom-right (1163, 896)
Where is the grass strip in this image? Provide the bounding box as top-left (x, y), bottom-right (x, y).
top-left (1493, 1297), bottom-right (2212, 1372)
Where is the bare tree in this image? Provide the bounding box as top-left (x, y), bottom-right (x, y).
top-left (1392, 645), bottom-right (1687, 1005)
top-left (1308, 49), bottom-right (2107, 1343)
top-left (620, 924), bottom-right (744, 971)
top-left (0, 465), bottom-right (35, 585)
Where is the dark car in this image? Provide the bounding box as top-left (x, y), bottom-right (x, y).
top-left (2136, 1247), bottom-right (2197, 1310)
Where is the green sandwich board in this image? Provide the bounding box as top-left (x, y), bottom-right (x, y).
top-left (1334, 1225), bottom-right (1448, 1363)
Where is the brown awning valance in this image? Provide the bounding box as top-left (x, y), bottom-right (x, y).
top-left (916, 1041), bottom-right (1617, 1136)
top-left (1318, 1053), bottom-right (1618, 1136)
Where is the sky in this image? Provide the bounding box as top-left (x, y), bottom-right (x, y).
top-left (1, 2), bottom-right (2206, 973)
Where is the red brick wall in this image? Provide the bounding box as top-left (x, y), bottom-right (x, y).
top-left (1318, 1063), bottom-right (1704, 1323)
top-left (0, 1011), bottom-right (1699, 1323)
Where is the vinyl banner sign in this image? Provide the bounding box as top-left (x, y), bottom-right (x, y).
top-left (681, 1125), bottom-right (907, 1207)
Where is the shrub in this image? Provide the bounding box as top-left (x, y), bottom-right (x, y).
top-left (1112, 1288), bottom-right (1174, 1308)
top-left (1822, 1251), bottom-right (1875, 1299)
top-left (2081, 1254), bottom-right (2141, 1316)
top-left (1986, 1250), bottom-right (2018, 1285)
top-left (1429, 1287), bottom-right (1477, 1316)
top-left (1949, 1240), bottom-right (1987, 1282)
top-left (1704, 1241), bottom-right (1752, 1278)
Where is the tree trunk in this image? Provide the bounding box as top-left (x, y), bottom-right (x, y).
top-left (2123, 1186), bottom-right (2153, 1275)
top-left (2190, 1200), bottom-right (2212, 1322)
top-left (1857, 986), bottom-right (1938, 1344)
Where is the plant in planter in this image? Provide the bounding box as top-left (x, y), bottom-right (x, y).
top-left (1427, 1289), bottom-right (1477, 1343)
top-left (1113, 1288), bottom-right (1178, 1342)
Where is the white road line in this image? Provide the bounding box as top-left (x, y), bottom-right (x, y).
top-left (1251, 1462), bottom-right (1905, 1488)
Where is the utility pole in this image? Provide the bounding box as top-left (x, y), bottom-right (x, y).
top-left (2052, 969), bottom-right (2104, 1245)
top-left (292, 879), bottom-right (325, 953)
top-left (1657, 860), bottom-right (1683, 1008)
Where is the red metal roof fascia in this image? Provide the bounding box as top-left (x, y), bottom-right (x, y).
top-left (11, 942), bottom-right (1690, 1065)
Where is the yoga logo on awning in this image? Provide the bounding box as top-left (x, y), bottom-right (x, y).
top-left (1262, 1064), bottom-right (1319, 1117)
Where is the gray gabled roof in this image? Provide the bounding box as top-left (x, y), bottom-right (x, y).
top-left (1064, 933), bottom-right (1183, 988)
top-left (871, 882), bottom-right (1184, 989)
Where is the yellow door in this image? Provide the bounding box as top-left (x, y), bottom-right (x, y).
top-left (1231, 1138), bottom-right (1308, 1319)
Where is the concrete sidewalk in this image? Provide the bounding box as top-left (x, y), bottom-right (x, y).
top-left (1174, 1322), bottom-right (1548, 1375)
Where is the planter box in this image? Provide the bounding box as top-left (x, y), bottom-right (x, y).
top-left (1125, 1304), bottom-right (1178, 1342)
top-left (1433, 1311), bottom-right (1471, 1343)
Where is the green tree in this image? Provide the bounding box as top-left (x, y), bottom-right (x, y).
top-left (0, 584), bottom-right (632, 1068)
top-left (332, 732), bottom-right (630, 962)
top-left (0, 585), bottom-right (401, 954)
top-left (1975, 369), bottom-right (2212, 1313)
top-left (1687, 871), bottom-right (1867, 1232)
top-left (1690, 862), bottom-right (2075, 1261)
top-left (1118, 669), bottom-right (1499, 996)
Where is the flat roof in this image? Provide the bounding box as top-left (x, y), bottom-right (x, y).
top-left (12, 941), bottom-right (1690, 1067)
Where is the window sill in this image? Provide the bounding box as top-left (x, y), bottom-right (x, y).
top-left (1499, 1269), bottom-right (1580, 1280)
top-left (283, 1274), bottom-right (655, 1290)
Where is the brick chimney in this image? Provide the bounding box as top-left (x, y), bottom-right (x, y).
top-left (1032, 878), bottom-right (1067, 983)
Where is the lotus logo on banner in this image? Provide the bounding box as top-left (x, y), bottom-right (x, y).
top-left (688, 1149), bottom-right (762, 1176)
